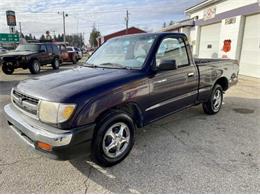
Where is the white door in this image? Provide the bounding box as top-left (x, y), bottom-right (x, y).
top-left (240, 14), bottom-right (260, 78)
top-left (199, 23), bottom-right (221, 58)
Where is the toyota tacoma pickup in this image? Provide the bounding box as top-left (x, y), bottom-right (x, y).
top-left (4, 33), bottom-right (239, 167)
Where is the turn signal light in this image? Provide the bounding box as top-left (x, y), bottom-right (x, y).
top-left (36, 141), bottom-right (52, 152)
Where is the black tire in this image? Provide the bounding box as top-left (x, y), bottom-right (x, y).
top-left (2, 63), bottom-right (14, 75)
top-left (203, 84), bottom-right (223, 115)
top-left (52, 58), bottom-right (60, 70)
top-left (91, 110), bottom-right (135, 167)
top-left (72, 55), bottom-right (77, 64)
top-left (29, 59), bottom-right (41, 74)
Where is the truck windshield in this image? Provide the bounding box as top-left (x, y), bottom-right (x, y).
top-left (86, 34), bottom-right (157, 69)
top-left (15, 44), bottom-right (40, 52)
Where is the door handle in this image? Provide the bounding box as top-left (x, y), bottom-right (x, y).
top-left (187, 72), bottom-right (195, 77)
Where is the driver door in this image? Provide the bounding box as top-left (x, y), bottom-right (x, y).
top-left (39, 45), bottom-right (49, 64)
top-left (144, 36), bottom-right (198, 122)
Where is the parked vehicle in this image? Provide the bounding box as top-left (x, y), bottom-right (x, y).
top-left (0, 47), bottom-right (8, 54)
top-left (4, 33), bottom-right (239, 167)
top-left (74, 47), bottom-right (83, 59)
top-left (0, 47), bottom-right (8, 65)
top-left (1, 43), bottom-right (61, 75)
top-left (56, 44), bottom-right (78, 64)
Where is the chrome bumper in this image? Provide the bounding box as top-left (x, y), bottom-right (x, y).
top-left (4, 104), bottom-right (73, 147)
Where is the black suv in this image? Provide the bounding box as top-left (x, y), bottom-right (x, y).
top-left (1, 43), bottom-right (61, 75)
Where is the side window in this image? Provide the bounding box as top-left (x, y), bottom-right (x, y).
top-left (40, 45), bottom-right (47, 52)
top-left (46, 45), bottom-right (52, 53)
top-left (60, 45), bottom-right (66, 52)
top-left (52, 45), bottom-right (59, 53)
top-left (156, 37), bottom-right (189, 67)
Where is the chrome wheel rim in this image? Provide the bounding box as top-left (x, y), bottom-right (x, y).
top-left (102, 122), bottom-right (130, 159)
top-left (33, 61), bottom-right (40, 72)
top-left (212, 89), bottom-right (222, 111)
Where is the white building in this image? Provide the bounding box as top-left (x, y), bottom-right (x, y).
top-left (185, 0), bottom-right (260, 78)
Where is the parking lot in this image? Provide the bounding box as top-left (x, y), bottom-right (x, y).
top-left (0, 65), bottom-right (259, 193)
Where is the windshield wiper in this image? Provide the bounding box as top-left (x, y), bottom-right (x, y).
top-left (83, 63), bottom-right (100, 68)
top-left (99, 63), bottom-right (131, 69)
top-left (16, 49), bottom-right (31, 51)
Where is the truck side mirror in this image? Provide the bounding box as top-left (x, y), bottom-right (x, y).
top-left (158, 59), bottom-right (177, 70)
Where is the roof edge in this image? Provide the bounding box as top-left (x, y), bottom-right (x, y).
top-left (185, 0), bottom-right (222, 14)
top-left (101, 26), bottom-right (146, 38)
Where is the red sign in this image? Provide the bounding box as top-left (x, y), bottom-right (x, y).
top-left (222, 39), bottom-right (232, 53)
top-left (203, 6), bottom-right (216, 20)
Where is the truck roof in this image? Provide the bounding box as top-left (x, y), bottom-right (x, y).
top-left (109, 32), bottom-right (187, 40)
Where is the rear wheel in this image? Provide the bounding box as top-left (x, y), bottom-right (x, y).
top-left (52, 58), bottom-right (60, 70)
top-left (2, 63), bottom-right (14, 75)
top-left (203, 84), bottom-right (223, 115)
top-left (91, 111), bottom-right (135, 167)
top-left (29, 60), bottom-right (41, 74)
top-left (72, 55), bottom-right (77, 64)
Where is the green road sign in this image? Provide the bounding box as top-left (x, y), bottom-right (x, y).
top-left (0, 33), bottom-right (19, 43)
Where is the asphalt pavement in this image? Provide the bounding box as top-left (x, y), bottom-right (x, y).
top-left (0, 65), bottom-right (259, 193)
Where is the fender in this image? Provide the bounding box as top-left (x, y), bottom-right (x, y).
top-left (73, 78), bottom-right (149, 128)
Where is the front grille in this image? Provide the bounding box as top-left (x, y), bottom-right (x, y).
top-left (12, 90), bottom-right (39, 117)
top-left (3, 57), bottom-right (18, 62)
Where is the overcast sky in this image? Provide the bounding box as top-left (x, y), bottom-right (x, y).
top-left (0, 0), bottom-right (203, 43)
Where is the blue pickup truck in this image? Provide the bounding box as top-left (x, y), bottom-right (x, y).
top-left (4, 33), bottom-right (239, 166)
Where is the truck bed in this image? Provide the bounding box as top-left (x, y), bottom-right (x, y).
top-left (194, 58), bottom-right (238, 66)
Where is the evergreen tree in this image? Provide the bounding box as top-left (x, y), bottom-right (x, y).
top-left (89, 25), bottom-right (101, 47)
top-left (40, 34), bottom-right (45, 41)
top-left (163, 22), bottom-right (166, 28)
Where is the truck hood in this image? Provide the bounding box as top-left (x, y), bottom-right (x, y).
top-left (15, 66), bottom-right (146, 102)
top-left (2, 50), bottom-right (37, 57)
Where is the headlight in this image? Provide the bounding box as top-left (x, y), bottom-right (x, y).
top-left (39, 101), bottom-right (76, 124)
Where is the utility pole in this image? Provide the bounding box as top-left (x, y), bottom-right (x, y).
top-left (82, 32), bottom-right (85, 47)
top-left (19, 22), bottom-right (22, 37)
top-left (125, 10), bottom-right (129, 34)
top-left (58, 11), bottom-right (68, 43)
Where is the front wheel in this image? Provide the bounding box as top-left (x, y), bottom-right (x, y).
top-left (203, 84), bottom-right (223, 115)
top-left (52, 58), bottom-right (60, 70)
top-left (29, 60), bottom-right (41, 74)
top-left (91, 111), bottom-right (135, 167)
top-left (2, 63), bottom-right (14, 75)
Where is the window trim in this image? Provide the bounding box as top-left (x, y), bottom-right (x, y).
top-left (155, 35), bottom-right (191, 69)
top-left (40, 45), bottom-right (47, 52)
top-left (46, 44), bottom-right (53, 53)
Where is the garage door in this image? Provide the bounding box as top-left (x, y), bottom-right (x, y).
top-left (239, 14), bottom-right (260, 78)
top-left (199, 23), bottom-right (221, 58)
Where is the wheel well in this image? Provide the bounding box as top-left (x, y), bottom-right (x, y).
top-left (215, 77), bottom-right (229, 91)
top-left (29, 58), bottom-right (39, 64)
top-left (53, 56), bottom-right (59, 62)
top-left (95, 103), bottom-right (144, 128)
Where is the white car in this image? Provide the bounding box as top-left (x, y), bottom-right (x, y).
top-left (0, 47), bottom-right (8, 55)
top-left (67, 46), bottom-right (82, 60)
top-left (75, 47), bottom-right (83, 59)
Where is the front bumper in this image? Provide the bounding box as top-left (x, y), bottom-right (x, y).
top-left (4, 104), bottom-right (95, 159)
top-left (3, 60), bottom-right (27, 68)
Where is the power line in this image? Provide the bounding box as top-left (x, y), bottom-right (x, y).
top-left (0, 4), bottom-right (181, 15)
